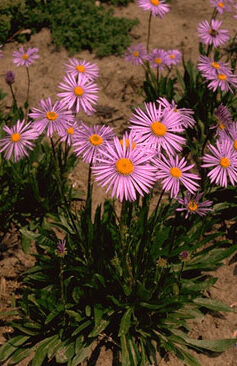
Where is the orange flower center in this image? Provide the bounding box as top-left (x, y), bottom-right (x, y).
top-left (218, 74), bottom-right (227, 81)
top-left (151, 121), bottom-right (167, 136)
top-left (211, 61), bottom-right (220, 69)
top-left (120, 138), bottom-right (136, 150)
top-left (155, 57), bottom-right (162, 64)
top-left (169, 54), bottom-right (175, 59)
top-left (187, 200), bottom-right (198, 211)
top-left (220, 157), bottom-right (230, 168)
top-left (170, 167), bottom-right (182, 178)
top-left (116, 158), bottom-right (134, 175)
top-left (76, 65), bottom-right (85, 73)
top-left (89, 134), bottom-right (103, 146)
top-left (11, 133), bottom-right (21, 142)
top-left (209, 29), bottom-right (218, 37)
top-left (150, 0), bottom-right (160, 5)
top-left (219, 121), bottom-right (225, 130)
top-left (218, 2), bottom-right (224, 8)
top-left (67, 127), bottom-right (74, 135)
top-left (74, 86), bottom-right (84, 96)
top-left (46, 111), bottom-right (58, 120)
top-left (233, 140), bottom-right (237, 151)
top-left (22, 54), bottom-right (29, 60)
top-left (133, 51), bottom-right (139, 57)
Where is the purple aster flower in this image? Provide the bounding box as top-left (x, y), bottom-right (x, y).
top-left (148, 49), bottom-right (169, 70)
top-left (64, 58), bottom-right (99, 81)
top-left (73, 123), bottom-right (114, 163)
top-left (228, 123), bottom-right (237, 152)
top-left (180, 250), bottom-right (191, 261)
top-left (58, 120), bottom-right (81, 146)
top-left (166, 49), bottom-right (182, 66)
top-left (211, 104), bottom-right (233, 138)
top-left (56, 240), bottom-right (67, 257)
top-left (210, 0), bottom-right (232, 14)
top-left (29, 97), bottom-right (74, 137)
top-left (207, 69), bottom-right (237, 93)
top-left (125, 44), bottom-right (147, 66)
top-left (5, 71), bottom-right (15, 85)
top-left (197, 19), bottom-right (230, 48)
top-left (137, 0), bottom-right (170, 17)
top-left (57, 73), bottom-right (98, 115)
top-left (197, 55), bottom-right (230, 78)
top-left (155, 154), bottom-right (200, 198)
top-left (0, 120), bottom-right (39, 161)
top-left (176, 192), bottom-right (213, 219)
top-left (158, 97), bottom-right (196, 129)
top-left (0, 45), bottom-right (3, 59)
top-left (201, 140), bottom-right (237, 187)
top-left (130, 102), bottom-right (186, 155)
top-left (92, 136), bottom-right (157, 201)
top-left (12, 47), bottom-right (39, 67)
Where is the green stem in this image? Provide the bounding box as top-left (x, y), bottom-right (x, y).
top-left (146, 12), bottom-right (152, 53)
top-left (59, 259), bottom-right (66, 325)
top-left (9, 84), bottom-right (18, 107)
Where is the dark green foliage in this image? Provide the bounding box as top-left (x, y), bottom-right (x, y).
top-left (0, 0), bottom-right (138, 57)
top-left (101, 0), bottom-right (134, 5)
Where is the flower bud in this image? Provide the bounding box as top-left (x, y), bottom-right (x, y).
top-left (5, 71), bottom-right (15, 85)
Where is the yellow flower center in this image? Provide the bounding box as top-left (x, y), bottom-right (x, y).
top-left (219, 121), bottom-right (225, 130)
top-left (120, 138), bottom-right (136, 150)
top-left (76, 65), bottom-right (85, 73)
top-left (151, 121), bottom-right (167, 137)
top-left (133, 51), bottom-right (139, 57)
top-left (22, 54), bottom-right (29, 60)
top-left (150, 0), bottom-right (160, 5)
top-left (169, 54), bottom-right (175, 59)
top-left (74, 86), bottom-right (84, 96)
top-left (155, 58), bottom-right (162, 64)
top-left (218, 2), bottom-right (224, 8)
top-left (220, 157), bottom-right (230, 168)
top-left (46, 111), bottom-right (58, 120)
top-left (218, 73), bottom-right (227, 81)
top-left (116, 158), bottom-right (134, 175)
top-left (67, 127), bottom-right (74, 135)
top-left (211, 61), bottom-right (220, 69)
top-left (233, 140), bottom-right (237, 151)
top-left (173, 108), bottom-right (178, 112)
top-left (11, 132), bottom-right (21, 142)
top-left (170, 167), bottom-right (182, 178)
top-left (89, 134), bottom-right (103, 146)
top-left (187, 200), bottom-right (198, 211)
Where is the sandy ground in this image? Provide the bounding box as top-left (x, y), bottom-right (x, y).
top-left (0, 0), bottom-right (237, 365)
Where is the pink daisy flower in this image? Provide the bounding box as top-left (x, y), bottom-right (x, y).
top-left (0, 120), bottom-right (39, 161)
top-left (226, 122), bottom-right (237, 152)
top-left (57, 74), bottom-right (98, 115)
top-left (197, 56), bottom-right (230, 78)
top-left (125, 44), bottom-right (147, 66)
top-left (166, 49), bottom-right (182, 66)
top-left (64, 58), bottom-right (99, 81)
top-left (58, 120), bottom-right (81, 146)
top-left (29, 97), bottom-right (74, 137)
top-left (197, 20), bottom-right (230, 47)
top-left (210, 0), bottom-right (232, 14)
top-left (201, 140), bottom-right (237, 187)
top-left (207, 69), bottom-right (237, 93)
top-left (211, 104), bottom-right (233, 138)
top-left (155, 154), bottom-right (200, 198)
top-left (130, 102), bottom-right (186, 155)
top-left (12, 47), bottom-right (39, 67)
top-left (176, 192), bottom-right (213, 219)
top-left (137, 0), bottom-right (170, 17)
top-left (148, 49), bottom-right (169, 70)
top-left (92, 136), bottom-right (157, 201)
top-left (73, 123), bottom-right (114, 163)
top-left (158, 97), bottom-right (196, 129)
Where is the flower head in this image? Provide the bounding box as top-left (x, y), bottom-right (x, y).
top-left (56, 240), bottom-right (67, 258)
top-left (58, 120), bottom-right (81, 146)
top-left (92, 136), bottom-right (157, 201)
top-left (57, 74), bottom-right (98, 115)
top-left (155, 154), bottom-right (200, 198)
top-left (73, 123), bottom-right (114, 163)
top-left (201, 140), bottom-right (237, 187)
top-left (64, 58), bottom-right (99, 81)
top-left (211, 104), bottom-right (233, 138)
top-left (176, 192), bottom-right (213, 218)
top-left (0, 120), bottom-right (39, 161)
top-left (207, 69), bottom-right (237, 93)
top-left (130, 102), bottom-right (185, 155)
top-left (197, 19), bottom-right (230, 47)
top-left (148, 49), bottom-right (169, 70)
top-left (12, 47), bottom-right (39, 67)
top-left (180, 250), bottom-right (191, 261)
top-left (158, 97), bottom-right (196, 129)
top-left (198, 55), bottom-right (230, 78)
top-left (125, 44), bottom-right (147, 66)
top-left (29, 97), bottom-right (74, 137)
top-left (210, 0), bottom-right (232, 14)
top-left (137, 0), bottom-right (170, 17)
top-left (5, 71), bottom-right (15, 85)
top-left (166, 49), bottom-right (182, 66)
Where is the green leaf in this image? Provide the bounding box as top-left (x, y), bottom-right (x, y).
top-left (8, 348), bottom-right (34, 365)
top-left (193, 297), bottom-right (233, 312)
top-left (32, 335), bottom-right (58, 366)
top-left (45, 305), bottom-right (64, 325)
top-left (70, 343), bottom-right (94, 366)
top-left (66, 310), bottom-right (83, 323)
top-left (88, 318), bottom-right (110, 338)
top-left (71, 320), bottom-right (91, 337)
top-left (119, 308), bottom-right (133, 336)
top-left (55, 342), bottom-right (75, 364)
top-left (121, 335), bottom-right (130, 366)
top-left (175, 345), bottom-right (202, 366)
top-left (0, 336), bottom-right (30, 362)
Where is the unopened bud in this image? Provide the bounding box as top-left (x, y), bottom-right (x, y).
top-left (5, 71), bottom-right (15, 85)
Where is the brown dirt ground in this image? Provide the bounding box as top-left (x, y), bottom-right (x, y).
top-left (0, 0), bottom-right (237, 365)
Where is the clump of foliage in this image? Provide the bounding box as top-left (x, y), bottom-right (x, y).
top-left (0, 0), bottom-right (138, 57)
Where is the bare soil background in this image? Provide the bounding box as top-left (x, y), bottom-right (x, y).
top-left (0, 0), bottom-right (237, 365)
